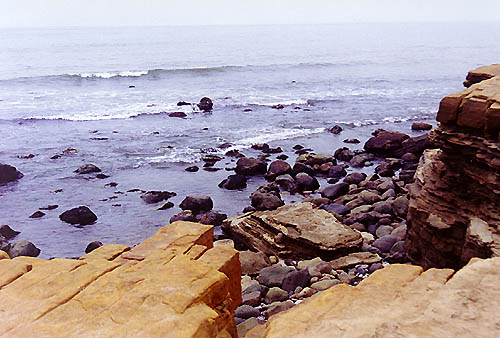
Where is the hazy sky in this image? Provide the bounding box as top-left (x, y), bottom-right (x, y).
top-left (1, 0), bottom-right (499, 28)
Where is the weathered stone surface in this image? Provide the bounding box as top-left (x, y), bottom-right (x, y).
top-left (180, 195), bottom-right (214, 213)
top-left (236, 158), bottom-right (267, 176)
top-left (246, 258), bottom-right (500, 338)
top-left (239, 250), bottom-right (271, 275)
top-left (140, 190), bottom-right (176, 204)
top-left (59, 206), bottom-right (97, 225)
top-left (330, 252), bottom-right (382, 270)
top-left (0, 221), bottom-right (240, 338)
top-left (224, 203), bottom-right (362, 260)
top-left (74, 163), bottom-right (101, 174)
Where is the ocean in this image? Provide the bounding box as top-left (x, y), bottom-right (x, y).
top-left (1, 23), bottom-right (499, 258)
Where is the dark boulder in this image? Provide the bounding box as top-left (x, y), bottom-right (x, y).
top-left (219, 174), bottom-right (247, 190)
top-left (8, 239), bottom-right (40, 258)
top-left (295, 172), bottom-right (320, 192)
top-left (391, 134), bottom-right (430, 158)
top-left (168, 112), bottom-right (187, 118)
top-left (29, 211), bottom-right (45, 219)
top-left (85, 241), bottom-right (103, 253)
top-left (179, 195), bottom-right (213, 213)
top-left (59, 206), bottom-right (97, 225)
top-left (39, 205), bottom-right (59, 211)
top-left (0, 225), bottom-right (20, 240)
top-left (0, 164), bottom-right (23, 184)
top-left (250, 191), bottom-right (284, 211)
top-left (282, 269), bottom-right (311, 293)
top-left (343, 172), bottom-right (367, 185)
top-left (411, 122), bottom-right (432, 131)
top-left (265, 160), bottom-right (291, 180)
top-left (74, 164), bottom-right (101, 174)
top-left (235, 157), bottom-right (267, 176)
top-left (140, 191), bottom-right (176, 204)
top-left (185, 166), bottom-right (199, 172)
top-left (291, 163), bottom-right (315, 177)
top-left (170, 210), bottom-right (197, 223)
top-left (364, 130), bottom-right (409, 155)
top-left (197, 97), bottom-right (213, 111)
top-left (344, 139), bottom-right (360, 144)
top-left (177, 101), bottom-right (191, 106)
top-left (334, 147), bottom-right (355, 162)
top-left (328, 125), bottom-right (343, 134)
top-left (296, 153), bottom-right (335, 166)
top-left (328, 166), bottom-right (347, 179)
top-left (157, 202), bottom-right (174, 210)
top-left (200, 211), bottom-right (227, 226)
top-left (321, 183), bottom-right (349, 200)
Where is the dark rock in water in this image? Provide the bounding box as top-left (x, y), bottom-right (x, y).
top-left (0, 164), bottom-right (23, 184)
top-left (202, 154), bottom-right (223, 164)
top-left (197, 97), bottom-right (213, 111)
top-left (225, 149), bottom-right (245, 158)
top-left (243, 206), bottom-right (257, 213)
top-left (262, 145), bottom-right (283, 154)
top-left (293, 144), bottom-right (304, 150)
top-left (0, 225), bottom-right (20, 240)
top-left (170, 210), bottom-right (197, 223)
top-left (321, 183), bottom-right (349, 200)
top-left (85, 241), bottom-right (103, 253)
top-left (177, 101), bottom-right (191, 106)
top-left (275, 174), bottom-right (297, 193)
top-left (372, 235), bottom-right (399, 253)
top-left (59, 206), bottom-right (97, 225)
top-left (105, 182), bottom-right (118, 187)
top-left (328, 125), bottom-right (343, 134)
top-left (203, 167), bottom-right (222, 172)
top-left (218, 142), bottom-right (232, 149)
top-left (250, 191), bottom-right (284, 211)
top-left (321, 203), bottom-right (350, 215)
top-left (128, 85), bottom-right (135, 88)
top-left (328, 165), bottom-right (347, 179)
top-left (168, 111), bottom-right (187, 118)
top-left (17, 154), bottom-right (35, 159)
top-left (29, 211), bottom-right (45, 219)
top-left (235, 157), bottom-right (267, 176)
top-left (282, 269), bottom-right (310, 292)
top-left (219, 174), bottom-right (247, 190)
top-left (276, 154), bottom-right (288, 160)
top-left (243, 108), bottom-right (253, 112)
top-left (344, 139), bottom-right (360, 144)
top-left (140, 191), bottom-right (176, 204)
top-left (0, 235), bottom-right (10, 252)
top-left (349, 153), bottom-right (375, 168)
top-left (95, 174), bottom-right (109, 179)
top-left (411, 122), bottom-right (432, 131)
top-left (295, 172), bottom-right (319, 192)
top-left (271, 104), bottom-right (284, 109)
top-left (265, 160), bottom-right (292, 180)
top-left (8, 239), bottom-right (40, 258)
top-left (235, 305), bottom-right (261, 319)
top-left (185, 165), bottom-right (199, 172)
top-left (74, 164), bottom-right (101, 174)
top-left (200, 211), bottom-right (227, 226)
top-left (251, 143), bottom-right (268, 150)
top-left (334, 147), bottom-right (355, 162)
top-left (63, 147), bottom-right (78, 154)
top-left (50, 154), bottom-right (61, 160)
top-left (157, 202), bottom-right (174, 210)
top-left (292, 162), bottom-right (315, 177)
top-left (179, 195), bottom-right (213, 213)
top-left (257, 264), bottom-right (295, 287)
top-left (343, 172), bottom-right (367, 185)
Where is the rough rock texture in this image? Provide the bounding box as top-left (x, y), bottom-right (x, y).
top-left (0, 164), bottom-right (23, 184)
top-left (0, 221), bottom-right (241, 337)
top-left (59, 206), bottom-right (98, 225)
top-left (223, 203), bottom-right (362, 260)
top-left (245, 258), bottom-right (500, 338)
top-left (406, 65), bottom-right (500, 269)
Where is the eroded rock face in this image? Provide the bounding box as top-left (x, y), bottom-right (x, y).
top-left (405, 65), bottom-right (500, 270)
top-left (223, 202), bottom-right (362, 260)
top-left (245, 257), bottom-right (500, 338)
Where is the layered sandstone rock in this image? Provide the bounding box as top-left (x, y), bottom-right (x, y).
top-left (223, 202), bottom-right (362, 261)
top-left (406, 64), bottom-right (500, 269)
top-left (245, 257), bottom-right (500, 338)
top-left (0, 221), bottom-right (240, 338)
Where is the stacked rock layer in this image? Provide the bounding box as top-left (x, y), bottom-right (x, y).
top-left (405, 64), bottom-right (500, 269)
top-left (0, 222), bottom-right (241, 338)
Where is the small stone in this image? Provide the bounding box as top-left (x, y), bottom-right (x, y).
top-left (392, 196), bottom-right (409, 217)
top-left (157, 202), bottom-right (174, 210)
top-left (297, 287), bottom-right (316, 299)
top-left (311, 279), bottom-right (340, 291)
top-left (74, 164), bottom-right (101, 174)
top-left (85, 241), bottom-right (103, 253)
top-left (269, 256), bottom-right (279, 264)
top-left (242, 291), bottom-right (262, 307)
top-left (328, 125), bottom-right (343, 134)
top-left (235, 305), bottom-right (261, 319)
top-left (237, 318), bottom-right (261, 338)
top-left (321, 183), bottom-right (349, 199)
top-left (169, 210), bottom-right (196, 223)
top-left (369, 262), bottom-right (384, 273)
top-left (39, 205), bottom-right (58, 210)
top-left (307, 260), bottom-right (333, 278)
top-left (282, 269), bottom-right (310, 293)
top-left (140, 191), bottom-right (176, 204)
top-left (343, 172), bottom-right (367, 185)
top-left (372, 235), bottom-right (399, 252)
top-left (264, 287), bottom-right (289, 304)
top-left (0, 225), bottom-right (20, 240)
top-left (411, 122), bottom-right (432, 131)
top-left (264, 300), bottom-right (295, 318)
top-left (391, 224), bottom-right (407, 240)
top-left (29, 211), bottom-right (45, 219)
top-left (376, 225), bottom-right (394, 238)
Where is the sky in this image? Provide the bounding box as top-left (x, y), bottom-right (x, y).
top-left (1, 0), bottom-right (499, 28)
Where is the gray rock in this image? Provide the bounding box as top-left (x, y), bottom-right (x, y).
top-left (372, 200), bottom-right (393, 214)
top-left (392, 196), bottom-right (409, 217)
top-left (235, 305), bottom-right (261, 319)
top-left (369, 262), bottom-right (384, 273)
top-left (282, 269), bottom-right (310, 292)
top-left (346, 198), bottom-right (366, 210)
top-left (377, 180), bottom-right (395, 192)
top-left (321, 183), bottom-right (349, 199)
top-left (218, 174), bottom-right (247, 190)
top-left (334, 147), bottom-right (355, 162)
top-left (372, 235), bottom-right (399, 252)
top-left (381, 189), bottom-right (396, 199)
top-left (264, 287), bottom-right (289, 304)
top-left (257, 264), bottom-right (295, 287)
top-left (391, 224), bottom-right (407, 240)
top-left (387, 240), bottom-right (407, 262)
top-left (321, 203), bottom-right (350, 215)
top-left (343, 172), bottom-right (367, 185)
top-left (351, 205), bottom-right (372, 214)
top-left (236, 157), bottom-right (267, 176)
top-left (240, 250), bottom-right (271, 275)
top-left (307, 260), bottom-right (333, 277)
top-left (179, 195), bottom-right (213, 213)
top-left (311, 279), bottom-right (341, 291)
top-left (8, 239), bottom-right (40, 258)
top-left (242, 291), bottom-right (262, 307)
top-left (376, 225), bottom-right (394, 238)
top-left (264, 300), bottom-right (295, 318)
top-left (237, 318), bottom-right (261, 338)
top-left (359, 190), bottom-right (381, 204)
top-left (0, 164), bottom-right (23, 184)
top-left (265, 160), bottom-right (292, 180)
top-left (328, 166), bottom-right (347, 179)
top-left (275, 174), bottom-right (297, 192)
top-left (0, 235), bottom-right (10, 252)
top-left (250, 191), bottom-right (284, 211)
top-left (140, 190), bottom-right (176, 204)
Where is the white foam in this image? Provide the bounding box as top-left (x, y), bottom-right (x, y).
top-left (71, 71), bottom-right (149, 79)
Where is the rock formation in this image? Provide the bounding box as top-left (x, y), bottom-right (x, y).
top-left (405, 64), bottom-right (500, 269)
top-left (0, 222), bottom-right (240, 337)
top-left (223, 202), bottom-right (362, 260)
top-left (244, 257), bottom-right (500, 338)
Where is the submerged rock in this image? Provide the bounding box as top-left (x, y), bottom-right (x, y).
top-left (140, 191), bottom-right (176, 204)
top-left (59, 206), bottom-right (97, 225)
top-left (74, 164), bottom-right (101, 174)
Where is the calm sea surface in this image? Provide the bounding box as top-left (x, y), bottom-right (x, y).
top-left (0, 23), bottom-right (499, 258)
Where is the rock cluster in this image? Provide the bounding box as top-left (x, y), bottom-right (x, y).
top-left (406, 64), bottom-right (500, 269)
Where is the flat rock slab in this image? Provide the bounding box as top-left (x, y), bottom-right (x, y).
top-left (0, 221), bottom-right (241, 338)
top-left (224, 202), bottom-right (362, 260)
top-left (246, 257), bottom-right (500, 338)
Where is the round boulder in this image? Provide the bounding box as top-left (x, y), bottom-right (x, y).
top-left (235, 157), bottom-right (267, 176)
top-left (0, 164), bottom-right (23, 184)
top-left (265, 160), bottom-right (292, 180)
top-left (59, 206), bottom-right (97, 225)
top-left (74, 164), bottom-right (101, 174)
top-left (85, 241), bottom-right (103, 253)
top-left (8, 239), bottom-right (40, 258)
top-left (197, 97), bottom-right (213, 111)
top-left (320, 183), bottom-right (349, 200)
top-left (219, 174), bottom-right (247, 190)
top-left (179, 196), bottom-right (213, 213)
top-left (295, 173), bottom-right (320, 192)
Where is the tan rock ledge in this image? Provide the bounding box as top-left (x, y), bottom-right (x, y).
top-left (0, 221), bottom-right (241, 338)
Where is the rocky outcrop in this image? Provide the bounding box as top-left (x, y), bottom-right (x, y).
top-left (406, 65), bottom-right (500, 269)
top-left (223, 202), bottom-right (362, 260)
top-left (245, 257), bottom-right (500, 338)
top-left (463, 63), bottom-right (500, 87)
top-left (0, 221), bottom-right (240, 337)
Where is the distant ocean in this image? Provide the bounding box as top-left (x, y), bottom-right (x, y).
top-left (1, 23), bottom-right (499, 258)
